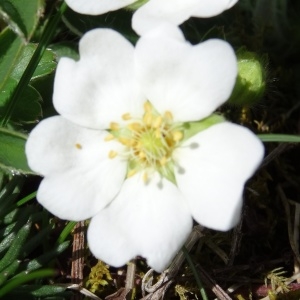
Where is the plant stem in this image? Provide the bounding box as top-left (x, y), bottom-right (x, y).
top-left (182, 246), bottom-right (208, 300)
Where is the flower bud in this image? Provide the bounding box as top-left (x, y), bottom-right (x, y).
top-left (228, 48), bottom-right (267, 106)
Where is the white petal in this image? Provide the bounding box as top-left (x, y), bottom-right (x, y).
top-left (53, 28), bottom-right (145, 129)
top-left (88, 172), bottom-right (193, 272)
top-left (135, 27), bottom-right (237, 122)
top-left (26, 116), bottom-right (127, 220)
top-left (132, 0), bottom-right (238, 35)
top-left (174, 122), bottom-right (264, 231)
top-left (65, 0), bottom-right (136, 15)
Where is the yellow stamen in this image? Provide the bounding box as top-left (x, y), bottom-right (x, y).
top-left (155, 128), bottom-right (161, 139)
top-left (144, 101), bottom-right (152, 112)
top-left (122, 113), bottom-right (131, 120)
top-left (104, 134), bottom-right (115, 141)
top-left (153, 116), bottom-right (162, 128)
top-left (160, 156), bottom-right (168, 166)
top-left (128, 122), bottom-right (142, 132)
top-left (172, 131), bottom-right (183, 142)
top-left (127, 169), bottom-right (137, 178)
top-left (164, 111), bottom-right (173, 121)
top-left (143, 172), bottom-right (148, 182)
top-left (108, 150), bottom-right (118, 159)
top-left (139, 151), bottom-right (146, 158)
top-left (75, 143), bottom-right (82, 149)
top-left (110, 122), bottom-right (119, 131)
top-left (143, 112), bottom-right (152, 126)
top-left (118, 137), bottom-right (133, 147)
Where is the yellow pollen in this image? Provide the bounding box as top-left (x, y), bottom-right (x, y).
top-left (172, 131), bottom-right (183, 142)
top-left (143, 172), bottom-right (148, 182)
top-left (144, 101), bottom-right (152, 112)
top-left (160, 156), bottom-right (168, 166)
top-left (110, 122), bottom-right (119, 131)
top-left (104, 134), bottom-right (115, 141)
top-left (108, 150), bottom-right (118, 159)
top-left (127, 169), bottom-right (137, 178)
top-left (122, 113), bottom-right (131, 120)
top-left (118, 137), bottom-right (133, 147)
top-left (75, 143), bottom-right (82, 149)
top-left (155, 129), bottom-right (161, 139)
top-left (164, 111), bottom-right (173, 121)
top-left (143, 112), bottom-right (152, 126)
top-left (139, 151), bottom-right (146, 158)
top-left (128, 122), bottom-right (142, 132)
top-left (153, 116), bottom-right (162, 128)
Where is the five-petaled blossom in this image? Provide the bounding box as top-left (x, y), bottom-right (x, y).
top-left (26, 25), bottom-right (264, 272)
top-left (65, 0), bottom-right (238, 35)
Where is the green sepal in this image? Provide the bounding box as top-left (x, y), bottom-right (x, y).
top-left (126, 0), bottom-right (149, 11)
top-left (181, 114), bottom-right (226, 142)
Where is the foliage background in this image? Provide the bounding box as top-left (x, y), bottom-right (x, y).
top-left (0, 0), bottom-right (300, 299)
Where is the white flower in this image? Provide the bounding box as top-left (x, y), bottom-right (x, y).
top-left (65, 0), bottom-right (238, 35)
top-left (25, 25), bottom-right (264, 272)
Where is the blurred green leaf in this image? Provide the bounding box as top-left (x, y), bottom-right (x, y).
top-left (0, 221), bottom-right (31, 272)
top-left (0, 28), bottom-right (23, 92)
top-left (0, 260), bottom-right (20, 286)
top-left (0, 269), bottom-right (57, 297)
top-left (4, 284), bottom-right (69, 297)
top-left (24, 241), bottom-right (70, 272)
top-left (0, 0), bottom-right (45, 41)
top-left (0, 127), bottom-right (34, 174)
top-left (0, 77), bottom-right (42, 124)
top-left (10, 44), bottom-right (57, 81)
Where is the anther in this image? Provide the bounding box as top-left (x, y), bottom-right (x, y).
top-left (75, 143), bottom-right (82, 149)
top-left (153, 116), bottom-right (162, 128)
top-left (128, 122), bottom-right (142, 132)
top-left (144, 102), bottom-right (152, 112)
top-left (127, 169), bottom-right (137, 178)
top-left (122, 113), bottom-right (131, 120)
top-left (164, 111), bottom-right (173, 121)
top-left (139, 151), bottom-right (146, 159)
top-left (143, 172), bottom-right (149, 183)
top-left (118, 137), bottom-right (133, 147)
top-left (104, 134), bottom-right (115, 141)
top-left (160, 156), bottom-right (168, 166)
top-left (108, 150), bottom-right (118, 159)
top-left (143, 112), bottom-right (152, 126)
top-left (172, 131), bottom-right (183, 142)
top-left (110, 122), bottom-right (119, 131)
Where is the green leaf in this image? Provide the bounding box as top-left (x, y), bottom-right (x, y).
top-left (0, 269), bottom-right (57, 297)
top-left (258, 134), bottom-right (300, 142)
top-left (0, 221), bottom-right (31, 272)
top-left (0, 28), bottom-right (23, 93)
top-left (0, 127), bottom-right (34, 174)
top-left (0, 0), bottom-right (45, 41)
top-left (4, 285), bottom-right (68, 297)
top-left (0, 77), bottom-right (42, 124)
top-left (49, 41), bottom-right (79, 61)
top-left (10, 44), bottom-right (57, 81)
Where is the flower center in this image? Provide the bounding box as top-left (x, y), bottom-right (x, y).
top-left (105, 101), bottom-right (183, 183)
